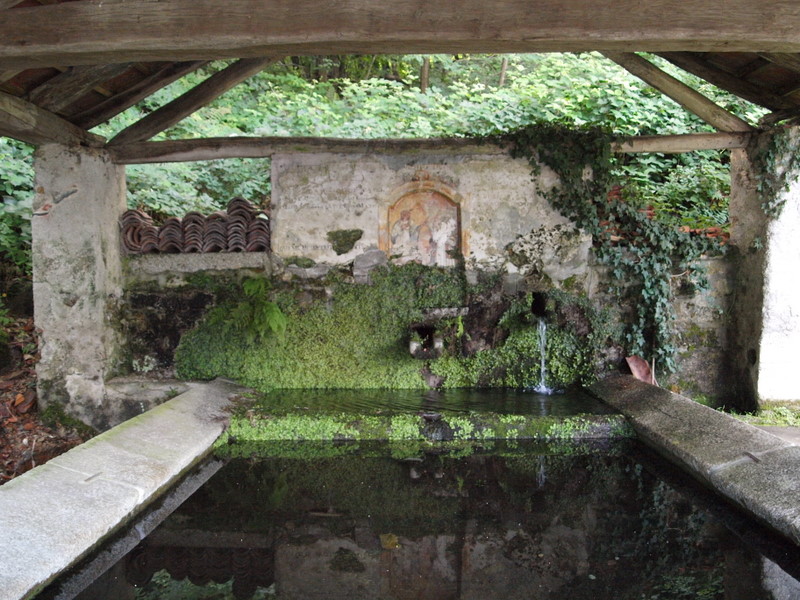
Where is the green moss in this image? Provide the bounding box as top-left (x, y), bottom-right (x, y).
top-left (40, 403), bottom-right (97, 439)
top-left (327, 229), bottom-right (363, 255)
top-left (285, 256), bottom-right (316, 268)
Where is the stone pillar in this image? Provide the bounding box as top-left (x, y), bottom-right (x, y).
top-left (32, 144), bottom-right (126, 430)
top-left (729, 128), bottom-right (800, 407)
top-left (727, 146), bottom-right (768, 410)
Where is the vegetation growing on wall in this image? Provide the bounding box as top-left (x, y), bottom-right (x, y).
top-left (749, 126), bottom-right (800, 217)
top-left (175, 261), bottom-right (617, 391)
top-left (495, 122), bottom-right (720, 374)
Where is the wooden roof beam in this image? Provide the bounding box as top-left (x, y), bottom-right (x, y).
top-left (70, 60), bottom-right (206, 130)
top-left (3, 0), bottom-right (800, 69)
top-left (109, 132), bottom-right (751, 164)
top-left (657, 52), bottom-right (794, 111)
top-left (26, 63), bottom-right (133, 115)
top-left (107, 57), bottom-right (275, 146)
top-left (602, 52), bottom-right (755, 132)
top-left (0, 90), bottom-right (104, 146)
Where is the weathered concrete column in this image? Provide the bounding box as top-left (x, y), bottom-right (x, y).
top-left (32, 144), bottom-right (126, 429)
top-left (729, 128), bottom-right (800, 407)
top-left (727, 146), bottom-right (768, 410)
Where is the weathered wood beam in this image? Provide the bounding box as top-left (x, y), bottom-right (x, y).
top-left (612, 132), bottom-right (751, 153)
top-left (70, 60), bottom-right (205, 129)
top-left (0, 0), bottom-right (22, 9)
top-left (108, 136), bottom-right (509, 163)
top-left (108, 58), bottom-right (274, 146)
top-left (26, 63), bottom-right (132, 115)
top-left (0, 91), bottom-right (104, 146)
top-left (108, 133), bottom-right (748, 164)
top-left (658, 52), bottom-right (794, 111)
top-left (3, 0), bottom-right (800, 69)
top-left (602, 52), bottom-right (755, 132)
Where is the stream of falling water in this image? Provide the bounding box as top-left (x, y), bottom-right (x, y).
top-left (531, 318), bottom-right (555, 395)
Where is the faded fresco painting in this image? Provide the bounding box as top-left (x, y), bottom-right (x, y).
top-left (388, 190), bottom-right (460, 267)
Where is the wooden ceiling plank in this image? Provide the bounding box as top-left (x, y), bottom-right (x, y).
top-left (109, 132), bottom-right (749, 164)
top-left (758, 53), bottom-right (800, 73)
top-left (733, 56), bottom-right (770, 78)
top-left (108, 57), bottom-right (275, 146)
top-left (71, 60), bottom-right (206, 129)
top-left (3, 0), bottom-right (800, 69)
top-left (658, 52), bottom-right (794, 111)
top-left (0, 90), bottom-right (104, 146)
top-left (602, 52), bottom-right (755, 132)
top-left (26, 63), bottom-right (133, 114)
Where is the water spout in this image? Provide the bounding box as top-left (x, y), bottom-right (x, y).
top-left (531, 318), bottom-right (555, 395)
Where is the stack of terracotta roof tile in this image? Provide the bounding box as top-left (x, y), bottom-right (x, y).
top-left (120, 198), bottom-right (270, 254)
top-left (182, 212), bottom-right (206, 253)
top-left (158, 217), bottom-right (183, 253)
top-left (121, 209), bottom-right (159, 254)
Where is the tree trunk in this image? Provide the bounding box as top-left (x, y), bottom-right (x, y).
top-left (499, 57), bottom-right (509, 87)
top-left (420, 56), bottom-right (431, 94)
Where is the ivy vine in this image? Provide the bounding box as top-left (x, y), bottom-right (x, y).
top-left (491, 122), bottom-right (720, 375)
top-left (749, 126), bottom-right (800, 218)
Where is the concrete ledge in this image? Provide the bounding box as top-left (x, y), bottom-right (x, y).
top-left (590, 375), bottom-right (800, 545)
top-left (125, 252), bottom-right (271, 285)
top-left (0, 378), bottom-right (245, 600)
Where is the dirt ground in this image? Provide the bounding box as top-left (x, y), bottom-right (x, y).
top-left (0, 316), bottom-right (87, 485)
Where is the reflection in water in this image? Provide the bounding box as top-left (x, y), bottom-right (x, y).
top-left (249, 387), bottom-right (613, 416)
top-left (79, 442), bottom-right (800, 600)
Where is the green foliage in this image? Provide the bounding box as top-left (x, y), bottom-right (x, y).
top-left (498, 122), bottom-right (719, 375)
top-left (0, 139), bottom-right (34, 273)
top-left (749, 126), bottom-right (800, 217)
top-left (176, 265), bottom-right (445, 389)
top-left (219, 277), bottom-right (287, 344)
top-left (326, 228), bottom-right (363, 255)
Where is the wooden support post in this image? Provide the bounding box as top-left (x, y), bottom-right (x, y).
top-left (602, 52), bottom-right (755, 132)
top-left (108, 57), bottom-right (275, 146)
top-left (0, 91), bottom-right (104, 146)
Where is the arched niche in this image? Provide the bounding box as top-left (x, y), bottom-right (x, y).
top-left (379, 177), bottom-right (465, 267)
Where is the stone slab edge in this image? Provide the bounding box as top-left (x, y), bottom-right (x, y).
top-left (0, 378), bottom-right (246, 600)
top-left (589, 375), bottom-right (800, 545)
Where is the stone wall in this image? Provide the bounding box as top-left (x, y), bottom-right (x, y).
top-left (270, 147), bottom-right (588, 283)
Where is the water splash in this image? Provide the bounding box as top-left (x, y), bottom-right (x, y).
top-left (531, 318), bottom-right (556, 395)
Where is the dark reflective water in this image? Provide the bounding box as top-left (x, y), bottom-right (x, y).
top-left (69, 441), bottom-right (800, 600)
top-left (251, 387), bottom-right (614, 416)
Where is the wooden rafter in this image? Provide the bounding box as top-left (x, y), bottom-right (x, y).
top-left (108, 132), bottom-right (750, 164)
top-left (108, 57), bottom-right (275, 146)
top-left (658, 52), bottom-right (794, 111)
top-left (3, 0), bottom-right (800, 69)
top-left (602, 52), bottom-right (755, 132)
top-left (0, 90), bottom-right (104, 146)
top-left (70, 60), bottom-right (205, 129)
top-left (26, 63), bottom-right (132, 115)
